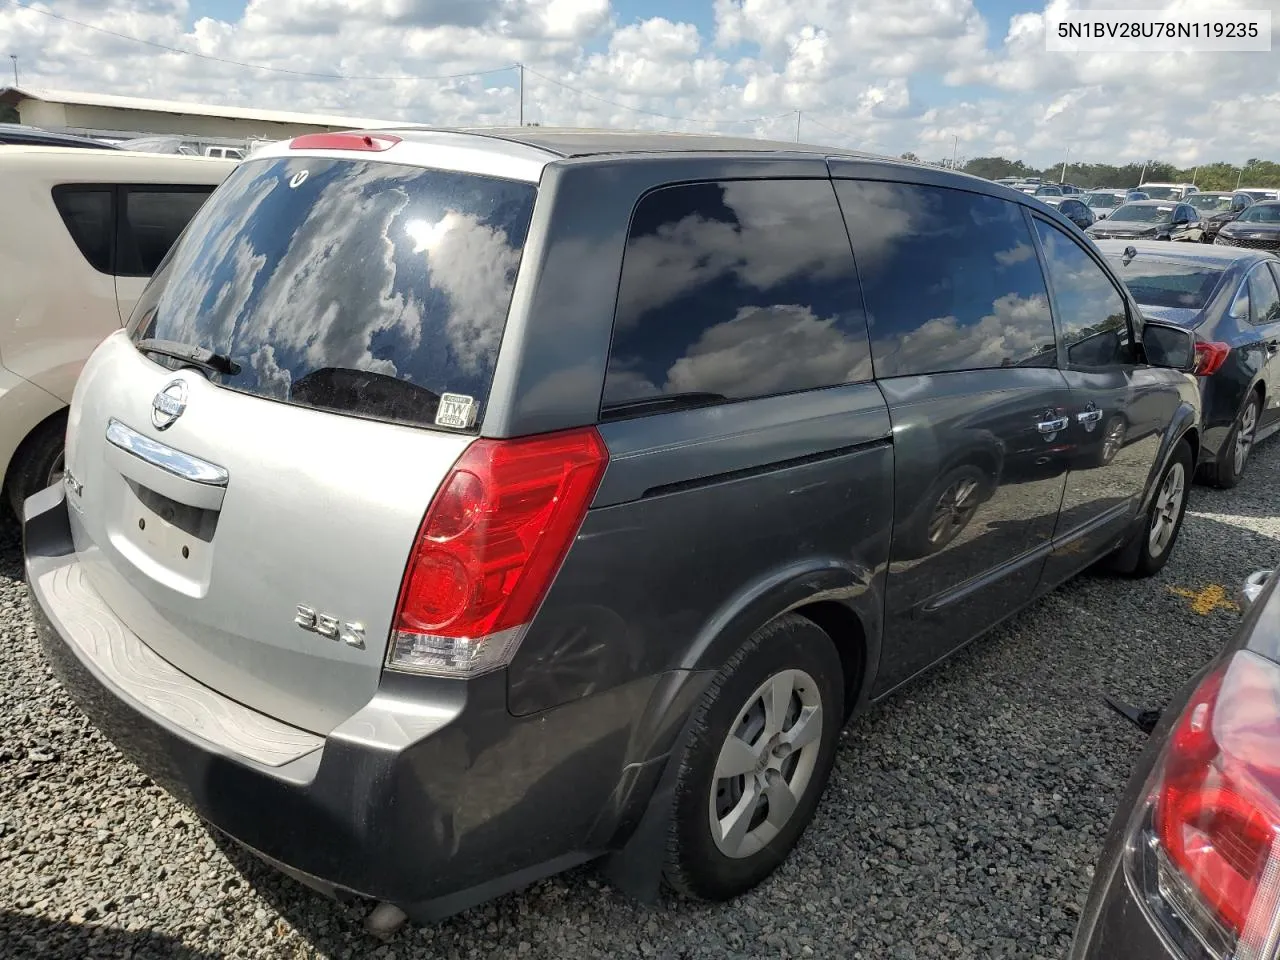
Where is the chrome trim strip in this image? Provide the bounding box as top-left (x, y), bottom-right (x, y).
top-left (105, 419), bottom-right (229, 487)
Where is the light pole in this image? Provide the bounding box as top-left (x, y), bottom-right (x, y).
top-left (9, 55), bottom-right (16, 86)
top-left (951, 134), bottom-right (958, 170)
top-left (1060, 146), bottom-right (1070, 184)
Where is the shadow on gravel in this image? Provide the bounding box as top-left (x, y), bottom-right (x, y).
top-left (0, 909), bottom-right (224, 959)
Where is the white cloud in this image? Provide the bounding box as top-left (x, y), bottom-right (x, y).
top-left (0, 0), bottom-right (1276, 165)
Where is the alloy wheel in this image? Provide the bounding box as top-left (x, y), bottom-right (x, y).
top-left (709, 668), bottom-right (823, 859)
top-left (927, 477), bottom-right (979, 546)
top-left (1234, 400), bottom-right (1258, 477)
top-left (47, 451), bottom-right (65, 490)
top-left (1148, 461), bottom-right (1186, 557)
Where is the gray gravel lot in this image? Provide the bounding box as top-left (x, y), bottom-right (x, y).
top-left (3, 441), bottom-right (1278, 960)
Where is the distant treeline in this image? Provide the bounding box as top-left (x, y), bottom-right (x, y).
top-left (920, 154), bottom-right (1280, 191)
top-left (901, 152), bottom-right (1280, 192)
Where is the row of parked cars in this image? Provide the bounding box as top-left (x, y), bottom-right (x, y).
top-left (5, 132), bottom-right (1278, 957)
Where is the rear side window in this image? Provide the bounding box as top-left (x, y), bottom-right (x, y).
top-left (130, 157), bottom-right (537, 431)
top-left (1247, 263), bottom-right (1280, 326)
top-left (116, 188), bottom-right (214, 277)
top-left (603, 179), bottom-right (871, 416)
top-left (834, 180), bottom-right (1056, 377)
top-left (1103, 255), bottom-right (1224, 310)
top-left (51, 186), bottom-right (113, 273)
top-left (1033, 219), bottom-right (1135, 368)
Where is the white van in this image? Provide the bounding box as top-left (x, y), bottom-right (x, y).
top-left (0, 147), bottom-right (234, 511)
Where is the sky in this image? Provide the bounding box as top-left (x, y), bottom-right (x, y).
top-left (1, 0), bottom-right (1277, 166)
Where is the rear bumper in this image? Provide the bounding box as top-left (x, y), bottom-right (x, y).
top-left (24, 484), bottom-right (673, 919)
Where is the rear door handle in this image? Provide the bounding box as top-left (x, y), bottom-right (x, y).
top-left (1037, 417), bottom-right (1069, 434)
top-left (1077, 409), bottom-right (1104, 425)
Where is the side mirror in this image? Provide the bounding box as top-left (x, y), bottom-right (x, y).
top-left (1142, 321), bottom-right (1196, 371)
top-left (1240, 569), bottom-right (1273, 610)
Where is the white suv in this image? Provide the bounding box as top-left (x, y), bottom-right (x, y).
top-left (0, 147), bottom-right (233, 512)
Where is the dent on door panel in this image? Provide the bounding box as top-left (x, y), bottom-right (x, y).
top-left (506, 383), bottom-right (894, 720)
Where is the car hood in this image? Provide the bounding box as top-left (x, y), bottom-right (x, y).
top-left (1222, 221), bottom-right (1280, 236)
top-left (1139, 304), bottom-right (1204, 328)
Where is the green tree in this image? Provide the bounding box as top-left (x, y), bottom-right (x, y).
top-left (962, 156), bottom-right (1034, 180)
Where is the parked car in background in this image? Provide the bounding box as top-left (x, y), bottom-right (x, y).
top-left (25, 128), bottom-right (1203, 926)
top-left (1069, 566), bottom-right (1280, 960)
top-left (1081, 189), bottom-right (1129, 220)
top-left (1186, 191), bottom-right (1255, 243)
top-left (1239, 188), bottom-right (1280, 202)
top-left (1127, 190), bottom-right (1151, 202)
top-left (1040, 195), bottom-right (1096, 230)
top-left (0, 123), bottom-right (118, 150)
top-left (1100, 240), bottom-right (1280, 486)
top-left (1138, 183), bottom-right (1200, 201)
top-left (1026, 184), bottom-right (1063, 198)
top-left (1216, 201), bottom-right (1280, 252)
top-left (203, 145), bottom-right (244, 160)
top-left (1087, 201), bottom-right (1203, 243)
top-left (0, 147), bottom-right (233, 513)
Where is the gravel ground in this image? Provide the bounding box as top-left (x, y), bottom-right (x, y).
top-left (3, 439), bottom-right (1278, 960)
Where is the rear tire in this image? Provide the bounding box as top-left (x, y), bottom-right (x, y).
top-left (1105, 440), bottom-right (1192, 578)
top-left (6, 414), bottom-right (67, 518)
top-left (662, 614), bottom-right (844, 902)
top-left (1211, 392), bottom-right (1260, 490)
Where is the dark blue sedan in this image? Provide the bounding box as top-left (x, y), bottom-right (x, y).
top-left (1098, 240), bottom-right (1280, 487)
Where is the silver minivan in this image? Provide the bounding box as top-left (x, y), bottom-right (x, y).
top-left (26, 128), bottom-right (1204, 926)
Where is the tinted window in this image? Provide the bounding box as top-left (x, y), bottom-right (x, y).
top-left (1034, 219), bottom-right (1134, 368)
top-left (51, 187), bottom-right (113, 273)
top-left (1247, 263), bottom-right (1280, 326)
top-left (603, 180), bottom-right (870, 414)
top-left (117, 188), bottom-right (214, 278)
top-left (131, 157), bottom-right (537, 431)
top-left (1103, 255), bottom-right (1224, 310)
top-left (835, 180), bottom-right (1056, 377)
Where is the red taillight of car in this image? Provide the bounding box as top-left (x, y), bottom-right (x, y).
top-left (1193, 341), bottom-right (1231, 376)
top-left (386, 427), bottom-right (609, 678)
top-left (1143, 651), bottom-right (1280, 958)
top-left (289, 132), bottom-right (402, 152)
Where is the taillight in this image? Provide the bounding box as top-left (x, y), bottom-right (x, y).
top-left (289, 132), bottom-right (402, 152)
top-left (386, 427), bottom-right (609, 678)
top-left (1132, 651), bottom-right (1280, 959)
top-left (1193, 341), bottom-right (1231, 376)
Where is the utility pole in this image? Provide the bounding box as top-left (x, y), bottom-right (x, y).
top-left (1191, 166), bottom-right (1199, 186)
top-left (1060, 146), bottom-right (1070, 184)
top-left (517, 63), bottom-right (524, 126)
top-left (795, 111), bottom-right (801, 142)
top-left (1138, 160), bottom-right (1149, 186)
top-left (9, 55), bottom-right (16, 86)
top-left (951, 134), bottom-right (958, 170)
top-left (1237, 167), bottom-right (1245, 189)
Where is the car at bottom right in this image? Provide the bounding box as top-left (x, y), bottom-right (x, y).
top-left (1098, 240), bottom-right (1280, 488)
top-left (1069, 566), bottom-right (1280, 960)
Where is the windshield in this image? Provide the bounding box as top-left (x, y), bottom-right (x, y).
top-left (1109, 204), bottom-right (1175, 224)
top-left (1082, 192), bottom-right (1121, 208)
top-left (128, 156), bottom-right (537, 431)
top-left (1140, 186), bottom-right (1182, 200)
top-left (1238, 204), bottom-right (1280, 224)
top-left (1188, 194), bottom-right (1234, 213)
top-left (1104, 257), bottom-right (1224, 310)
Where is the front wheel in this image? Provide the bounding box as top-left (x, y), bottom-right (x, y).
top-left (6, 414), bottom-right (67, 518)
top-left (663, 614), bottom-right (844, 902)
top-left (1106, 440), bottom-right (1193, 578)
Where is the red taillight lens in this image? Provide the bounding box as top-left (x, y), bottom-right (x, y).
top-left (289, 132), bottom-right (402, 152)
top-left (387, 427), bottom-right (609, 677)
top-left (1150, 651), bottom-right (1280, 951)
top-left (1193, 341), bottom-right (1231, 376)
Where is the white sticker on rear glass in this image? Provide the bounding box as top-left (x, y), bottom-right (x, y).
top-left (436, 393), bottom-right (476, 429)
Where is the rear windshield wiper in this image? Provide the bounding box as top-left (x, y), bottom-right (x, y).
top-left (135, 338), bottom-right (241, 376)
top-left (601, 391), bottom-right (728, 418)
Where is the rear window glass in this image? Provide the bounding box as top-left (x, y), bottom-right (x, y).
top-left (52, 186), bottom-right (113, 273)
top-left (130, 157), bottom-right (537, 430)
top-left (1104, 256), bottom-right (1225, 310)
